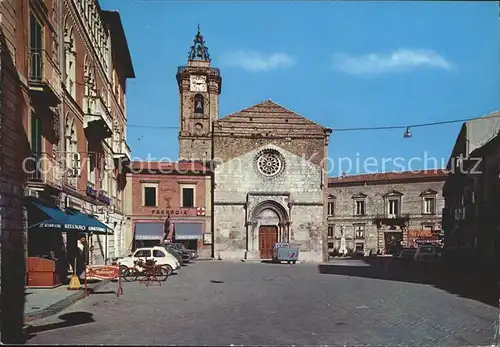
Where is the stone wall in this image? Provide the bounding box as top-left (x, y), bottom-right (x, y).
top-left (214, 144), bottom-right (325, 261)
top-left (0, 0), bottom-right (31, 342)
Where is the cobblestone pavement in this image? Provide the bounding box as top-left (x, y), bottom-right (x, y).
top-left (24, 260), bottom-right (499, 346)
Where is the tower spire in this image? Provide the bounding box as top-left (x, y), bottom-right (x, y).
top-left (188, 25), bottom-right (211, 62)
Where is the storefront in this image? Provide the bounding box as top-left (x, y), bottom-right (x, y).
top-left (133, 222), bottom-right (165, 249)
top-left (132, 218), bottom-right (211, 258)
top-left (408, 229), bottom-right (441, 248)
top-left (173, 222), bottom-right (204, 250)
top-left (26, 196), bottom-right (112, 287)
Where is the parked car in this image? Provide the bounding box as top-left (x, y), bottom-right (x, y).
top-left (396, 248), bottom-right (417, 261)
top-left (414, 244), bottom-right (442, 263)
top-left (156, 244), bottom-right (189, 265)
top-left (170, 243), bottom-right (198, 259)
top-left (117, 247), bottom-right (181, 276)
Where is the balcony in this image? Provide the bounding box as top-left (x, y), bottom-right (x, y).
top-left (28, 48), bottom-right (61, 106)
top-left (26, 153), bottom-right (63, 190)
top-left (112, 139), bottom-right (132, 163)
top-left (83, 95), bottom-right (113, 139)
top-left (374, 213), bottom-right (410, 228)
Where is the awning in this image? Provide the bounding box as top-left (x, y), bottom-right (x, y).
top-left (64, 208), bottom-right (112, 235)
top-left (27, 197), bottom-right (70, 229)
top-left (27, 198), bottom-right (111, 235)
top-left (134, 223), bottom-right (165, 240)
top-left (174, 223), bottom-right (202, 240)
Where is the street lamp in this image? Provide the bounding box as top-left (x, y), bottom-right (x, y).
top-left (403, 127), bottom-right (412, 138)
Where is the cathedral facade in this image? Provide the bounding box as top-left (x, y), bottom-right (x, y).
top-left (177, 28), bottom-right (331, 262)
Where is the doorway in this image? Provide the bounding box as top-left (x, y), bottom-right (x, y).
top-left (259, 225), bottom-right (278, 259)
top-left (384, 231), bottom-right (403, 255)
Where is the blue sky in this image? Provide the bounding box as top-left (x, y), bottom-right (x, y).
top-left (102, 0), bottom-right (499, 176)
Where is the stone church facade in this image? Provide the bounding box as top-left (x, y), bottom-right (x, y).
top-left (176, 28), bottom-right (331, 262)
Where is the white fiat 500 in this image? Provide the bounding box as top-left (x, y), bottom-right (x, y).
top-left (117, 247), bottom-right (181, 275)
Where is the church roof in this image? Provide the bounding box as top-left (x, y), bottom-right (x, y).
top-left (215, 99), bottom-right (331, 138)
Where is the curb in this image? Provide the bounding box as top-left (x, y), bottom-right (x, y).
top-left (24, 280), bottom-right (109, 323)
top-left (240, 259), bottom-right (304, 264)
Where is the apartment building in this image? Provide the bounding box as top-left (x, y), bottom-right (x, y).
top-left (327, 170), bottom-right (447, 255)
top-left (1, 0), bottom-right (135, 274)
top-left (442, 112), bottom-right (500, 274)
top-left (126, 161), bottom-right (213, 259)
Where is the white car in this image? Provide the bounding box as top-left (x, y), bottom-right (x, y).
top-left (414, 244), bottom-right (442, 263)
top-left (118, 247), bottom-right (181, 275)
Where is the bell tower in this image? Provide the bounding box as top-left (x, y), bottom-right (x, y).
top-left (176, 25), bottom-right (222, 161)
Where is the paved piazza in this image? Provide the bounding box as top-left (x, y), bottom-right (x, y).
top-left (25, 260), bottom-right (499, 346)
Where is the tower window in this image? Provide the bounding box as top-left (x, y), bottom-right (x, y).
top-left (194, 94), bottom-right (204, 114)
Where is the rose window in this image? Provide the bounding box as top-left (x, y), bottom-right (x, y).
top-left (256, 150), bottom-right (284, 177)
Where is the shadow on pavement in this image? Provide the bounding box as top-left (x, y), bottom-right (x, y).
top-left (89, 290), bottom-right (116, 295)
top-left (318, 257), bottom-right (498, 307)
top-left (261, 260), bottom-right (275, 264)
top-left (24, 312), bottom-right (95, 342)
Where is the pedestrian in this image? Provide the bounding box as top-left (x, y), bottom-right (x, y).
top-left (76, 234), bottom-right (89, 280)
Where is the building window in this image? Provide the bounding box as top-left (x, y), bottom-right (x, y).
top-left (355, 200), bottom-right (365, 216)
top-left (30, 113), bottom-right (42, 156)
top-left (29, 12), bottom-right (43, 81)
top-left (328, 242), bottom-right (334, 250)
top-left (354, 224), bottom-right (365, 239)
top-left (387, 198), bottom-right (400, 217)
top-left (101, 156), bottom-right (110, 194)
top-left (143, 184), bottom-right (157, 207)
top-left (327, 201), bottom-right (335, 216)
top-left (64, 25), bottom-right (76, 99)
top-left (65, 116), bottom-right (79, 181)
top-left (87, 150), bottom-right (96, 184)
top-left (181, 185), bottom-right (196, 208)
top-left (423, 197), bottom-right (436, 214)
top-left (194, 94), bottom-right (204, 113)
top-left (328, 225), bottom-right (335, 238)
top-left (111, 175), bottom-right (117, 198)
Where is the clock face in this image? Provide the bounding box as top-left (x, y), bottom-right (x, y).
top-left (190, 75), bottom-right (207, 92)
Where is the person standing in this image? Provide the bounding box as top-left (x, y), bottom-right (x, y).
top-left (76, 234), bottom-right (89, 279)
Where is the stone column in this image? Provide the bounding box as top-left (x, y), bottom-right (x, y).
top-left (245, 221), bottom-right (259, 260)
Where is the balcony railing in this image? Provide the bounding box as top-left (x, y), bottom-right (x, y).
top-left (28, 48), bottom-right (61, 105)
top-left (26, 152), bottom-right (63, 189)
top-left (83, 95), bottom-right (113, 138)
top-left (375, 213), bottom-right (410, 220)
top-left (112, 139), bottom-right (132, 163)
top-left (177, 66), bottom-right (220, 76)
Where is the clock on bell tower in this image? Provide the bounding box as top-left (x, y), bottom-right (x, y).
top-left (176, 25), bottom-right (222, 161)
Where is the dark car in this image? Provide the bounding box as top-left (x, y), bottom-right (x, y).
top-left (397, 248), bottom-right (417, 261)
top-left (155, 244), bottom-right (189, 265)
top-left (174, 248), bottom-right (191, 263)
top-left (170, 243), bottom-right (198, 260)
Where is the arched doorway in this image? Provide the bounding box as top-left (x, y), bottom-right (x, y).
top-left (249, 201), bottom-right (289, 259)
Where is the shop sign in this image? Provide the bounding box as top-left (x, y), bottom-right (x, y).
top-left (85, 265), bottom-right (120, 280)
top-left (203, 233), bottom-right (212, 245)
top-left (151, 209), bottom-right (188, 216)
top-left (85, 264), bottom-right (123, 297)
top-left (97, 190), bottom-right (111, 205)
top-left (408, 230), bottom-right (434, 238)
top-left (86, 185), bottom-right (97, 198)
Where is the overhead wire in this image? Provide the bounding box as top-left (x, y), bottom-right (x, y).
top-left (128, 112), bottom-right (500, 132)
